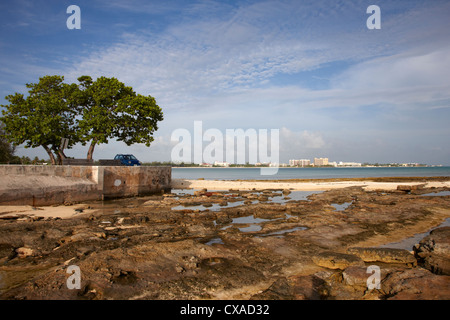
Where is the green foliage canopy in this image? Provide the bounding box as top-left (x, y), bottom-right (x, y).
top-left (75, 76), bottom-right (163, 159)
top-left (0, 75), bottom-right (163, 164)
top-left (0, 121), bottom-right (15, 163)
top-left (0, 75), bottom-right (78, 164)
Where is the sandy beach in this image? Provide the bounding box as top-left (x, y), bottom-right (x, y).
top-left (0, 204), bottom-right (96, 219)
top-left (1, 177), bottom-right (449, 219)
top-left (171, 178), bottom-right (450, 191)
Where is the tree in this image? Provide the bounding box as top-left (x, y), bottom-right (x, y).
top-left (75, 76), bottom-right (163, 160)
top-left (0, 121), bottom-right (15, 163)
top-left (0, 76), bottom-right (78, 165)
top-left (1, 75), bottom-right (164, 163)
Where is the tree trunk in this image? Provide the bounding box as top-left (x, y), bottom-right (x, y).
top-left (57, 149), bottom-right (67, 165)
top-left (87, 139), bottom-right (97, 160)
top-left (42, 145), bottom-right (57, 165)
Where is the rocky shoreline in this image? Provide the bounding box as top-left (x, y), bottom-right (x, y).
top-left (0, 180), bottom-right (449, 300)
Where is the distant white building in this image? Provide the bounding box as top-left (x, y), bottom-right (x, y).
top-left (289, 159), bottom-right (310, 167)
top-left (314, 158), bottom-right (329, 166)
top-left (214, 161), bottom-right (230, 167)
top-left (401, 163), bottom-right (420, 167)
top-left (200, 163), bottom-right (213, 167)
top-left (337, 161), bottom-right (362, 167)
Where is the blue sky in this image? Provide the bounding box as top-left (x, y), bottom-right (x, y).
top-left (1, 0), bottom-right (450, 165)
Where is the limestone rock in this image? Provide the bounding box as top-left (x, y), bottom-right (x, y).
top-left (194, 188), bottom-right (208, 196)
top-left (215, 213), bottom-right (232, 225)
top-left (290, 274), bottom-right (330, 300)
top-left (251, 278), bottom-right (293, 300)
top-left (15, 247), bottom-right (34, 258)
top-left (0, 243), bottom-right (15, 262)
top-left (343, 266), bottom-right (373, 288)
top-left (347, 247), bottom-right (416, 266)
top-left (414, 227), bottom-right (450, 275)
top-left (258, 195), bottom-right (269, 202)
top-left (382, 268), bottom-right (450, 300)
top-left (312, 251), bottom-right (364, 270)
top-left (250, 275), bottom-right (329, 300)
top-left (396, 185), bottom-right (423, 192)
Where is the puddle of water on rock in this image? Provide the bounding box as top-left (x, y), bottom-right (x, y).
top-left (260, 226), bottom-right (308, 237)
top-left (271, 190), bottom-right (321, 203)
top-left (171, 188), bottom-right (195, 196)
top-left (171, 189), bottom-right (321, 206)
top-left (171, 188), bottom-right (229, 197)
top-left (220, 215), bottom-right (271, 233)
top-left (238, 225), bottom-right (262, 232)
top-left (331, 202), bottom-right (352, 211)
top-left (171, 200), bottom-right (248, 212)
top-left (171, 204), bottom-right (213, 211)
top-left (205, 237), bottom-right (224, 246)
top-left (420, 191), bottom-right (450, 197)
top-left (216, 213), bottom-right (302, 234)
top-left (231, 215), bottom-right (272, 225)
top-left (172, 188), bottom-right (315, 239)
top-left (379, 217), bottom-right (450, 250)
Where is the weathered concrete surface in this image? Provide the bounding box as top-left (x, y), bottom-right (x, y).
top-left (0, 165), bottom-right (171, 206)
top-left (0, 174), bottom-right (99, 206)
top-left (0, 183), bottom-right (449, 300)
top-left (102, 166), bottom-right (171, 199)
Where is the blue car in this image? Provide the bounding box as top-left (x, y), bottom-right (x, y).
top-left (114, 154), bottom-right (141, 166)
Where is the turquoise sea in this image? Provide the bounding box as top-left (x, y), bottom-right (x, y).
top-left (172, 166), bottom-right (450, 180)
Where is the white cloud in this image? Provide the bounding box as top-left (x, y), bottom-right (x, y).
top-left (64, 0), bottom-right (450, 115)
top-left (11, 0), bottom-right (450, 164)
top-left (64, 2), bottom-right (371, 107)
top-left (331, 47), bottom-right (450, 105)
top-left (279, 127), bottom-right (325, 151)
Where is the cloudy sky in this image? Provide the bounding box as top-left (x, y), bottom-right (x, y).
top-left (1, 0), bottom-right (449, 165)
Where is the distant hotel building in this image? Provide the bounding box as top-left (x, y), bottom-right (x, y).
top-left (289, 159), bottom-right (310, 167)
top-left (337, 161), bottom-right (361, 167)
top-left (214, 161), bottom-right (230, 167)
top-left (289, 157), bottom-right (362, 167)
top-left (314, 158), bottom-right (329, 166)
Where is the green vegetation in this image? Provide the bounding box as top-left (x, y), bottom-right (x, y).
top-left (1, 122), bottom-right (48, 164)
top-left (141, 162), bottom-right (272, 167)
top-left (0, 75), bottom-right (163, 165)
top-left (0, 121), bottom-right (15, 163)
top-left (361, 162), bottom-right (427, 167)
top-left (142, 161), bottom-right (200, 167)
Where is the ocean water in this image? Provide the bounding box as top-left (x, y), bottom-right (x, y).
top-left (172, 166), bottom-right (450, 180)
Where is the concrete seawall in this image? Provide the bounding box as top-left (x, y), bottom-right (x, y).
top-left (0, 165), bottom-right (171, 206)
